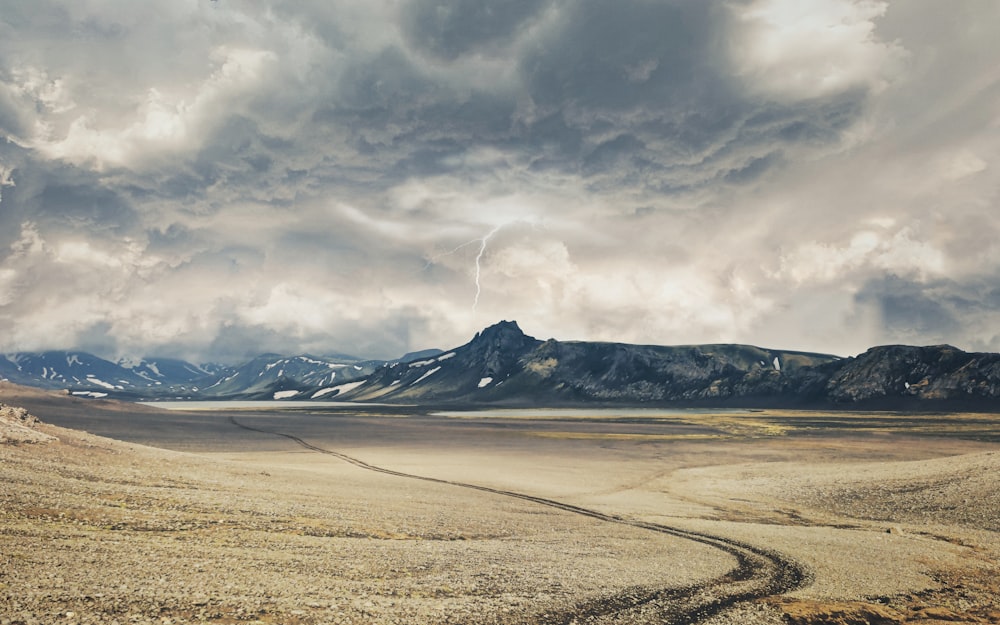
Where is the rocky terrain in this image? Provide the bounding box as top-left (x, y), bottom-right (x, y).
top-left (0, 403), bottom-right (57, 445)
top-left (1, 410), bottom-right (732, 625)
top-left (343, 321), bottom-right (1000, 409)
top-left (2, 389), bottom-right (999, 624)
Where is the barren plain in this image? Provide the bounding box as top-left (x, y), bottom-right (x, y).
top-left (2, 383), bottom-right (999, 625)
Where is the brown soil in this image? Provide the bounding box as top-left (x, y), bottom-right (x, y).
top-left (2, 388), bottom-right (999, 624)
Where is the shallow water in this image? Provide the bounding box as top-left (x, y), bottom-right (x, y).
top-left (140, 399), bottom-right (386, 411)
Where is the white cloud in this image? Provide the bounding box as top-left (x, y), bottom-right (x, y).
top-left (240, 282), bottom-right (342, 336)
top-left (776, 227), bottom-right (945, 286)
top-left (729, 0), bottom-right (906, 100)
top-left (33, 47), bottom-right (277, 169)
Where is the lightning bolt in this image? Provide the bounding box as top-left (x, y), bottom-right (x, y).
top-left (422, 223), bottom-right (508, 315)
top-left (472, 224), bottom-right (504, 313)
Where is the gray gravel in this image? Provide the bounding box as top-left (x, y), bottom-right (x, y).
top-left (3, 402), bottom-right (999, 625)
top-left (2, 420), bottom-right (732, 624)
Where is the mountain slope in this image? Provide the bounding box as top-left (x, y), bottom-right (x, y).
top-left (824, 344), bottom-right (1000, 404)
top-left (342, 321), bottom-right (1000, 408)
top-left (118, 357), bottom-right (220, 387)
top-left (347, 321), bottom-right (543, 402)
top-left (6, 323), bottom-right (1000, 408)
top-left (0, 351), bottom-right (382, 401)
top-left (342, 321), bottom-right (841, 405)
top-left (0, 352), bottom-right (155, 395)
top-left (197, 354), bottom-right (382, 400)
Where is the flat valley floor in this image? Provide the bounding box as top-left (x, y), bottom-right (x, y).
top-left (2, 384), bottom-right (999, 624)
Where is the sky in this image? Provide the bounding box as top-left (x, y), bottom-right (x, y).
top-left (1, 0), bottom-right (998, 363)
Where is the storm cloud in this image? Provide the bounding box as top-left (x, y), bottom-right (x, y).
top-left (1, 0), bottom-right (998, 362)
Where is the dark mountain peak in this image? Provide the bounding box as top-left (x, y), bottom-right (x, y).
top-left (469, 321), bottom-right (539, 356)
top-left (474, 320), bottom-right (528, 341)
top-left (465, 321), bottom-right (542, 378)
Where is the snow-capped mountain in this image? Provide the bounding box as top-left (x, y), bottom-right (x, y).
top-left (117, 357), bottom-right (221, 387)
top-left (196, 354), bottom-right (383, 400)
top-left (0, 351), bottom-right (157, 397)
top-left (8, 322), bottom-right (998, 409)
top-left (0, 351), bottom-right (384, 400)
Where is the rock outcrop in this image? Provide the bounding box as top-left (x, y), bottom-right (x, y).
top-left (0, 403), bottom-right (57, 444)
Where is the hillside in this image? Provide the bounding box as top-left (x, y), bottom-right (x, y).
top-left (6, 321), bottom-right (1000, 408)
top-left (342, 321), bottom-right (1000, 409)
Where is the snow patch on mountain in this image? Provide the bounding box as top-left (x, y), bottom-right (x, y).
top-left (312, 380), bottom-right (366, 398)
top-left (412, 366), bottom-right (441, 385)
top-left (86, 376), bottom-right (119, 390)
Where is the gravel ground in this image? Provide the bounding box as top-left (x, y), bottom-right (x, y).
top-left (668, 450), bottom-right (1000, 531)
top-left (3, 399), bottom-right (999, 625)
top-left (2, 418), bottom-right (731, 625)
top-left (662, 449), bottom-right (1000, 623)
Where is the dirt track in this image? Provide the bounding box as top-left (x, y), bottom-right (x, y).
top-left (228, 416), bottom-right (811, 624)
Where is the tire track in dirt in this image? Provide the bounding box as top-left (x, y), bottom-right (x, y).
top-left (229, 416), bottom-right (810, 624)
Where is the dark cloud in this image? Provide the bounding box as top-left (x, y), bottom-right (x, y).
top-left (856, 276), bottom-right (960, 344)
top-left (33, 182), bottom-right (138, 232)
top-left (0, 145), bottom-right (142, 263)
top-left (401, 0), bottom-right (548, 60)
top-left (74, 320), bottom-right (120, 359)
top-left (854, 273), bottom-right (1000, 352)
top-left (506, 1), bottom-right (876, 192)
top-left (204, 307), bottom-right (431, 363)
top-left (521, 2), bottom-right (722, 111)
top-left (1, 1), bottom-right (998, 361)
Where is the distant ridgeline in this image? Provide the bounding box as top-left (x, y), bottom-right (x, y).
top-left (3, 321), bottom-right (1000, 409)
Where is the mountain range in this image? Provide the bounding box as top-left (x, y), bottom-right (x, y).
top-left (0, 351), bottom-right (392, 401)
top-left (4, 321), bottom-right (1000, 409)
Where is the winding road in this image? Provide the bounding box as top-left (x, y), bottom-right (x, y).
top-left (228, 416), bottom-right (811, 624)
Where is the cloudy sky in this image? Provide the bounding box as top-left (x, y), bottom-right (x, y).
top-left (1, 0), bottom-right (998, 363)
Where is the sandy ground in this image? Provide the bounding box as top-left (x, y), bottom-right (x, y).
top-left (2, 387), bottom-right (999, 624)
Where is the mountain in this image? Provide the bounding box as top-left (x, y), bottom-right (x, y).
top-left (0, 352), bottom-right (158, 397)
top-left (0, 351), bottom-right (382, 401)
top-left (5, 323), bottom-right (1000, 408)
top-left (117, 357), bottom-right (221, 387)
top-left (341, 321), bottom-right (840, 405)
top-left (196, 353), bottom-right (382, 400)
top-left (823, 344), bottom-right (1000, 405)
top-left (340, 321), bottom-right (1000, 409)
top-left (345, 321), bottom-right (544, 402)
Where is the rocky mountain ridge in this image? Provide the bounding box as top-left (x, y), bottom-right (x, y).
top-left (4, 321), bottom-right (1000, 408)
top-left (340, 321), bottom-right (1000, 409)
top-left (0, 351), bottom-right (385, 401)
